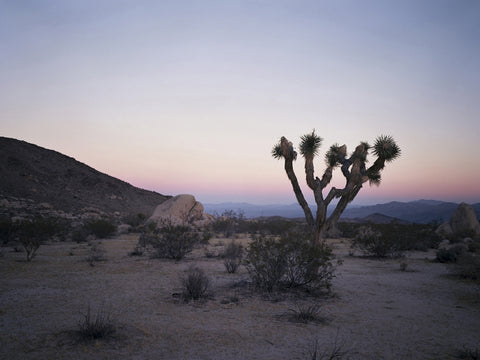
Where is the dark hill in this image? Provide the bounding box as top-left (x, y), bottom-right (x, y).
top-left (0, 137), bottom-right (170, 216)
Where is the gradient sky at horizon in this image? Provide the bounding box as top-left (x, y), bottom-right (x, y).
top-left (1, 0), bottom-right (479, 205)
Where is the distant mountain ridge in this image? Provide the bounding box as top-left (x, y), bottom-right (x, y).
top-left (204, 200), bottom-right (480, 224)
top-left (0, 137), bottom-right (170, 216)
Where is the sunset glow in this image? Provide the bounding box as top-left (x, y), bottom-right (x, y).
top-left (1, 1), bottom-right (479, 205)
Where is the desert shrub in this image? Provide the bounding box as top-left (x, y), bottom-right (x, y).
top-left (85, 243), bottom-right (107, 266)
top-left (77, 305), bottom-right (116, 341)
top-left (351, 226), bottom-right (404, 258)
top-left (0, 216), bottom-right (14, 245)
top-left (223, 240), bottom-right (243, 273)
top-left (435, 245), bottom-right (466, 263)
top-left (140, 220), bottom-right (200, 260)
top-left (467, 240), bottom-right (480, 254)
top-left (128, 244), bottom-right (144, 257)
top-left (453, 253), bottom-right (480, 280)
top-left (123, 213), bottom-right (147, 228)
top-left (71, 226), bottom-right (90, 243)
top-left (245, 230), bottom-right (337, 292)
top-left (201, 231), bottom-right (213, 244)
top-left (181, 266), bottom-right (210, 302)
top-left (13, 217), bottom-right (59, 261)
top-left (85, 219), bottom-right (117, 239)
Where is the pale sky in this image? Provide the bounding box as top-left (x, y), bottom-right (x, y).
top-left (1, 0), bottom-right (479, 205)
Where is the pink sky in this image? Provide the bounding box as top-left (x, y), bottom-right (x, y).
top-left (1, 1), bottom-right (480, 205)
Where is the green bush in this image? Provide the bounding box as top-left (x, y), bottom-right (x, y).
top-left (245, 230), bottom-right (336, 292)
top-left (435, 245), bottom-right (466, 263)
top-left (351, 226), bottom-right (404, 258)
top-left (140, 220), bottom-right (199, 260)
top-left (453, 253), bottom-right (480, 280)
top-left (85, 219), bottom-right (117, 239)
top-left (339, 222), bottom-right (441, 251)
top-left (123, 213), bottom-right (147, 228)
top-left (0, 216), bottom-right (13, 245)
top-left (13, 217), bottom-right (60, 261)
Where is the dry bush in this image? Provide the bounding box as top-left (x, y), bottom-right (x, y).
top-left (140, 219), bottom-right (200, 260)
top-left (223, 240), bottom-right (243, 273)
top-left (181, 266), bottom-right (210, 302)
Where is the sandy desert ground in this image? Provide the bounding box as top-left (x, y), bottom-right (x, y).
top-left (1, 234), bottom-right (479, 360)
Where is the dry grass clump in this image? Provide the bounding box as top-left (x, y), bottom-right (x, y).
top-left (77, 305), bottom-right (116, 341)
top-left (286, 303), bottom-right (326, 324)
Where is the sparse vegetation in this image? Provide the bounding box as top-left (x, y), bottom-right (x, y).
top-left (455, 346), bottom-right (479, 360)
top-left (309, 331), bottom-right (349, 360)
top-left (339, 222), bottom-right (441, 251)
top-left (245, 229), bottom-right (337, 292)
top-left (181, 266), bottom-right (210, 302)
top-left (211, 210), bottom-right (246, 237)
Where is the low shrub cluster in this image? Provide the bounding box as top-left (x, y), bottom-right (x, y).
top-left (436, 239), bottom-right (480, 281)
top-left (85, 219), bottom-right (117, 239)
top-left (245, 230), bottom-right (337, 292)
top-left (340, 222), bottom-right (441, 251)
top-left (351, 226), bottom-right (404, 258)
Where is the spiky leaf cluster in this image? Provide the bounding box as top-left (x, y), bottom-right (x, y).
top-left (299, 131), bottom-right (322, 158)
top-left (271, 143), bottom-right (283, 159)
top-left (367, 170), bottom-right (382, 186)
top-left (325, 144), bottom-right (344, 167)
top-left (373, 135), bottom-right (401, 162)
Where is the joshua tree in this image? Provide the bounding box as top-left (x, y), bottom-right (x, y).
top-left (272, 130), bottom-right (400, 243)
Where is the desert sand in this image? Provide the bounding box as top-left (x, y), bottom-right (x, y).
top-left (1, 234), bottom-right (479, 360)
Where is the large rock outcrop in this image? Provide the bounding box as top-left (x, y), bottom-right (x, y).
top-left (147, 194), bottom-right (213, 226)
top-left (436, 202), bottom-right (480, 238)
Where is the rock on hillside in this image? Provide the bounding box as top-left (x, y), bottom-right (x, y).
top-left (0, 137), bottom-right (170, 217)
top-left (148, 194), bottom-right (214, 226)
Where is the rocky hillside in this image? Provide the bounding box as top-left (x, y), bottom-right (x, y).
top-left (0, 137), bottom-right (170, 217)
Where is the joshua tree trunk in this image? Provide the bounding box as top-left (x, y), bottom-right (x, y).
top-left (272, 132), bottom-right (400, 244)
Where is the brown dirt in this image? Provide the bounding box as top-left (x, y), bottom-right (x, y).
top-left (1, 235), bottom-right (479, 360)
